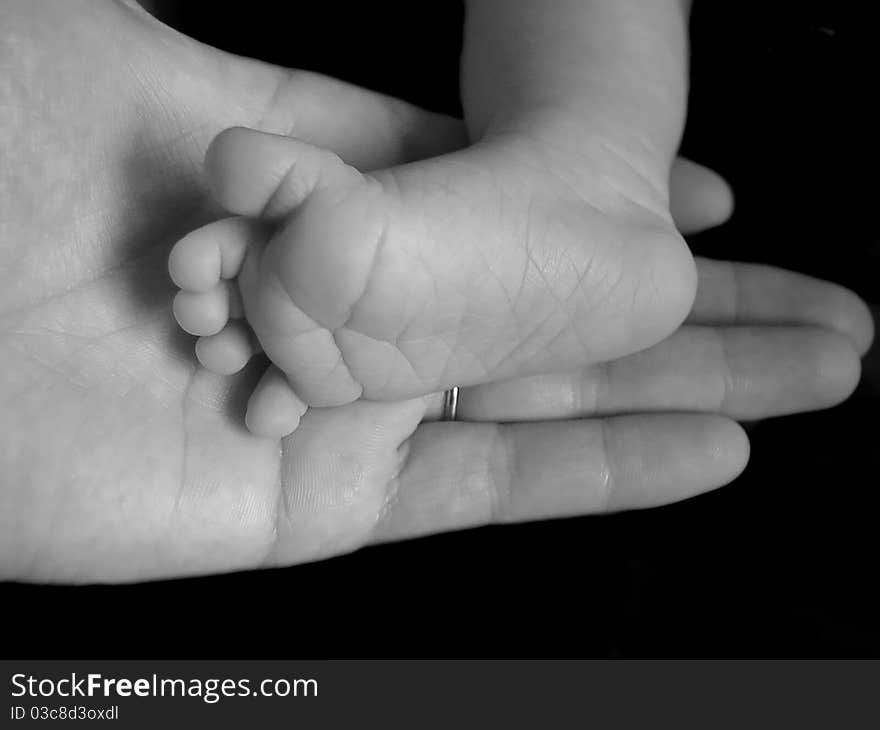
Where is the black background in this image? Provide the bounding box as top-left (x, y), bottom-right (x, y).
top-left (3, 0), bottom-right (879, 657)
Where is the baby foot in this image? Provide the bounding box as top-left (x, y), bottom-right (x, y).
top-left (170, 127), bottom-right (696, 437)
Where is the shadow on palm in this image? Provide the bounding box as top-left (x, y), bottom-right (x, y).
top-left (0, 1), bottom-right (299, 580)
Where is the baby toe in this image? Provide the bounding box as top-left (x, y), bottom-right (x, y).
top-left (245, 365), bottom-right (307, 439)
top-left (169, 230), bottom-right (222, 292)
top-left (173, 283), bottom-right (231, 337)
top-left (169, 217), bottom-right (260, 292)
top-left (195, 321), bottom-right (258, 375)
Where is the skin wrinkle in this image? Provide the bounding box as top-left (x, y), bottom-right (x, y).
top-left (10, 308), bottom-right (168, 351)
top-left (16, 401), bottom-right (98, 580)
top-left (11, 335), bottom-right (125, 396)
top-left (369, 473), bottom-right (401, 542)
top-left (337, 325), bottom-right (429, 396)
top-left (492, 128), bottom-right (665, 220)
top-left (367, 434), bottom-right (414, 543)
top-left (257, 160), bottom-right (313, 224)
top-left (454, 337), bottom-right (497, 386)
top-left (565, 245), bottom-right (624, 332)
top-left (259, 436), bottom-right (290, 567)
top-left (393, 306), bottom-right (508, 343)
top-left (322, 346), bottom-right (358, 389)
top-left (471, 224), bottom-right (517, 313)
top-left (397, 243), bottom-right (470, 388)
top-left (727, 261), bottom-right (742, 325)
top-left (427, 223), bottom-right (509, 384)
top-left (522, 238), bottom-right (573, 338)
top-left (596, 167), bottom-right (668, 222)
top-left (253, 67), bottom-right (297, 136)
top-left (589, 359), bottom-right (611, 416)
top-left (4, 338), bottom-right (176, 414)
top-left (595, 136), bottom-right (670, 215)
top-left (628, 263), bottom-right (649, 326)
top-left (495, 304), bottom-right (567, 376)
top-left (389, 317), bottom-right (482, 391)
top-left (133, 112), bottom-right (214, 169)
top-left (487, 425), bottom-right (514, 524)
top-left (260, 479), bottom-right (284, 568)
top-left (173, 370), bottom-right (194, 517)
top-left (498, 191), bottom-right (533, 314)
top-left (365, 338), bottom-right (402, 395)
top-left (413, 329), bottom-right (462, 392)
top-left (125, 57), bottom-right (208, 164)
top-left (6, 308), bottom-right (192, 401)
top-left (534, 314), bottom-right (590, 372)
top-left (631, 253), bottom-right (668, 325)
top-left (537, 235), bottom-right (623, 364)
top-left (486, 264), bottom-right (539, 370)
top-left (322, 177), bottom-right (391, 330)
top-left (322, 175), bottom-right (493, 394)
top-left (380, 215), bottom-right (444, 334)
top-left (277, 478), bottom-right (300, 547)
top-left (596, 419), bottom-right (615, 512)
top-left (0, 240), bottom-right (167, 325)
top-left (437, 222), bottom-right (513, 370)
top-left (509, 232), bottom-right (532, 317)
top-left (393, 252), bottom-right (505, 381)
top-left (366, 428), bottom-right (422, 539)
top-left (712, 327), bottom-right (735, 416)
top-left (5, 338), bottom-right (93, 392)
top-left (561, 234), bottom-right (601, 299)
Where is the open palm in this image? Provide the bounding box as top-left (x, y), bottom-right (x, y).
top-left (1, 0), bottom-right (871, 582)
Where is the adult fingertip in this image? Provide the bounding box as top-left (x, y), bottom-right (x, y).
top-left (807, 330), bottom-right (863, 409)
top-left (666, 415), bottom-right (749, 503)
top-left (604, 414), bottom-right (749, 512)
top-left (704, 165), bottom-right (735, 225)
top-left (837, 292), bottom-right (875, 357)
top-left (670, 158), bottom-right (735, 234)
top-left (706, 416), bottom-right (751, 489)
top-left (806, 282), bottom-right (875, 357)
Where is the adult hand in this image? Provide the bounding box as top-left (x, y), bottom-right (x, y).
top-left (0, 0), bottom-right (871, 581)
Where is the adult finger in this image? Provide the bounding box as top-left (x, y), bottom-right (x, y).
top-left (670, 157), bottom-right (734, 233)
top-left (427, 325), bottom-right (860, 423)
top-left (689, 258), bottom-right (874, 354)
top-left (372, 414), bottom-right (748, 543)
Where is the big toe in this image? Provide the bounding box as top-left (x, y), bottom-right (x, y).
top-left (204, 127), bottom-right (363, 220)
top-left (169, 217), bottom-right (264, 292)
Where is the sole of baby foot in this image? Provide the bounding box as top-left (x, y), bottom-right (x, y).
top-left (172, 127), bottom-right (696, 423)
